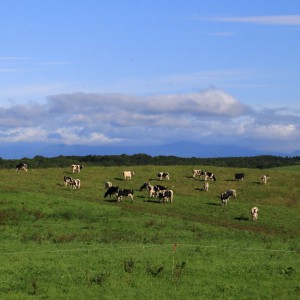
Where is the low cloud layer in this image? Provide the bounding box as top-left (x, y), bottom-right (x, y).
top-left (0, 89), bottom-right (299, 153)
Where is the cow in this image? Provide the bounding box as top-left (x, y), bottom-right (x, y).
top-left (193, 169), bottom-right (203, 178)
top-left (203, 182), bottom-right (209, 192)
top-left (226, 189), bottom-right (237, 198)
top-left (116, 189), bottom-right (134, 202)
top-left (71, 178), bottom-right (81, 190)
top-left (64, 176), bottom-right (73, 187)
top-left (202, 171), bottom-right (216, 181)
top-left (220, 192), bottom-right (230, 205)
top-left (105, 181), bottom-right (113, 188)
top-left (251, 207), bottom-right (259, 221)
top-left (123, 171), bottom-right (135, 180)
top-left (261, 175), bottom-right (270, 185)
top-left (16, 163), bottom-right (28, 172)
top-left (234, 173), bottom-right (244, 181)
top-left (156, 172), bottom-right (170, 181)
top-left (158, 189), bottom-right (174, 203)
top-left (71, 164), bottom-right (84, 173)
top-left (104, 186), bottom-right (119, 198)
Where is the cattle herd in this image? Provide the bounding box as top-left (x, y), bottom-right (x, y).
top-left (15, 163), bottom-right (271, 222)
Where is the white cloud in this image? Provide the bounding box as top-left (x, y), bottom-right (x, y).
top-left (0, 89), bottom-right (299, 153)
top-left (202, 15), bottom-right (300, 26)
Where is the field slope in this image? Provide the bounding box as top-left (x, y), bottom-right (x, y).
top-left (0, 165), bottom-right (299, 299)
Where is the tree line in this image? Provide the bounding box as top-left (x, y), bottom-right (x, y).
top-left (0, 154), bottom-right (299, 169)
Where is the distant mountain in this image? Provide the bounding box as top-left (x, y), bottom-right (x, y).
top-left (0, 141), bottom-right (293, 159)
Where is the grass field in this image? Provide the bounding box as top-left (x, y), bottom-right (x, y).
top-left (0, 164), bottom-right (299, 299)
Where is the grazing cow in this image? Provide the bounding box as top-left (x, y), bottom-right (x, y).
top-left (71, 178), bottom-right (81, 190)
top-left (261, 175), bottom-right (270, 185)
top-left (64, 176), bottom-right (73, 187)
top-left (203, 182), bottom-right (209, 192)
top-left (105, 181), bottom-right (112, 188)
top-left (234, 173), bottom-right (244, 181)
top-left (251, 207), bottom-right (259, 221)
top-left (116, 189), bottom-right (134, 202)
top-left (220, 192), bottom-right (230, 205)
top-left (202, 171), bottom-right (216, 181)
top-left (226, 189), bottom-right (237, 198)
top-left (16, 163), bottom-right (28, 172)
top-left (123, 171), bottom-right (135, 180)
top-left (156, 172), bottom-right (170, 181)
top-left (104, 186), bottom-right (119, 198)
top-left (71, 164), bottom-right (84, 173)
top-left (193, 169), bottom-right (203, 178)
top-left (158, 190), bottom-right (174, 203)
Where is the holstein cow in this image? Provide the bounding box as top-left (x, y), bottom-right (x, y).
top-left (251, 207), bottom-right (259, 221)
top-left (226, 189), bottom-right (237, 198)
top-left (104, 186), bottom-right (119, 198)
top-left (71, 164), bottom-right (84, 173)
top-left (64, 176), bottom-right (73, 187)
top-left (193, 169), bottom-right (202, 178)
top-left (157, 189), bottom-right (174, 203)
top-left (261, 175), bottom-right (270, 185)
top-left (234, 173), bottom-right (244, 181)
top-left (220, 192), bottom-right (230, 206)
top-left (157, 172), bottom-right (170, 181)
top-left (202, 171), bottom-right (216, 181)
top-left (123, 171), bottom-right (135, 180)
top-left (116, 189), bottom-right (134, 202)
top-left (16, 163), bottom-right (28, 172)
top-left (71, 178), bottom-right (81, 190)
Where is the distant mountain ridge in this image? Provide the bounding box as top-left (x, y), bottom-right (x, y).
top-left (0, 141), bottom-right (294, 159)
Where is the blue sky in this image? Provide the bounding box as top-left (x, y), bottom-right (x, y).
top-left (1, 0), bottom-right (300, 157)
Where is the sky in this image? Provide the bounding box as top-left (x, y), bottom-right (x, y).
top-left (1, 0), bottom-right (300, 158)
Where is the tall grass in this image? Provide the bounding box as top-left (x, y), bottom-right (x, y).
top-left (0, 165), bottom-right (299, 299)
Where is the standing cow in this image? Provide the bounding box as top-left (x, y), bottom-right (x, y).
top-left (251, 207), bottom-right (259, 221)
top-left (16, 163), bottom-right (28, 172)
top-left (156, 172), bottom-right (170, 181)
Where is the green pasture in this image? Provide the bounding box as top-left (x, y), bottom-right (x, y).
top-left (0, 165), bottom-right (299, 299)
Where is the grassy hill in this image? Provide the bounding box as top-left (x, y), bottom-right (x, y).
top-left (0, 165), bottom-right (299, 299)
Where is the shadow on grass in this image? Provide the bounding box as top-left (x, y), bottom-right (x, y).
top-left (234, 216), bottom-right (250, 221)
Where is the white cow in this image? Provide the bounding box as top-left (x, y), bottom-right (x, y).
top-left (251, 207), bottom-right (259, 221)
top-left (203, 182), bottom-right (209, 192)
top-left (71, 164), bottom-right (83, 173)
top-left (123, 171), bottom-right (135, 180)
top-left (261, 175), bottom-right (270, 185)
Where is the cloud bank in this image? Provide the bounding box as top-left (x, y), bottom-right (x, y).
top-left (0, 88), bottom-right (299, 155)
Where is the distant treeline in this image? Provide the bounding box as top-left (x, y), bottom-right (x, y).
top-left (0, 154), bottom-right (299, 169)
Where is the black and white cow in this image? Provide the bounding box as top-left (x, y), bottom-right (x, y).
top-left (251, 207), bottom-right (259, 221)
top-left (71, 164), bottom-right (84, 173)
top-left (71, 178), bottom-right (81, 189)
top-left (220, 192), bottom-right (230, 205)
top-left (116, 189), bottom-right (134, 202)
top-left (193, 169), bottom-right (203, 178)
top-left (226, 189), bottom-right (237, 198)
top-left (157, 189), bottom-right (174, 203)
top-left (16, 163), bottom-right (28, 172)
top-left (156, 172), bottom-right (170, 180)
top-left (104, 186), bottom-right (119, 198)
top-left (202, 171), bottom-right (216, 181)
top-left (234, 173), bottom-right (244, 181)
top-left (64, 176), bottom-right (73, 187)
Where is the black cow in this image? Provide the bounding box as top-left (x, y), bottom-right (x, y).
top-left (234, 173), bottom-right (244, 181)
top-left (104, 186), bottom-right (119, 198)
top-left (16, 163), bottom-right (28, 172)
top-left (156, 172), bottom-right (170, 180)
top-left (116, 189), bottom-right (134, 202)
